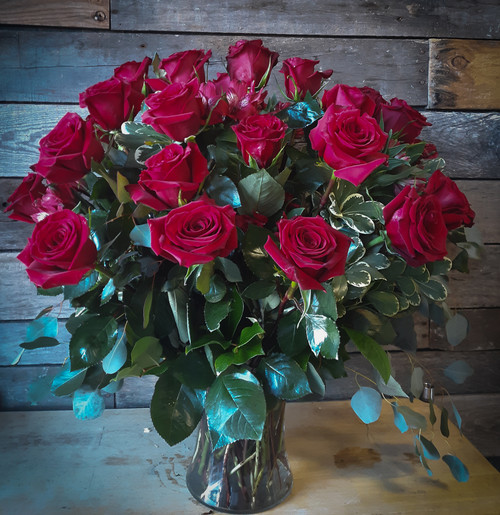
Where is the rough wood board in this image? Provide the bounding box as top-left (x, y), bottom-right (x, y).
top-left (111, 0), bottom-right (500, 39)
top-left (430, 308), bottom-right (500, 352)
top-left (0, 0), bottom-right (110, 29)
top-left (429, 39), bottom-right (500, 109)
top-left (0, 29), bottom-right (428, 104)
top-left (0, 401), bottom-right (499, 514)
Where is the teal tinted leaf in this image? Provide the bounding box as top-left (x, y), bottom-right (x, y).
top-left (102, 379), bottom-right (123, 394)
top-left (451, 401), bottom-right (463, 434)
top-left (277, 311), bottom-right (308, 357)
top-left (168, 288), bottom-right (189, 343)
top-left (242, 280), bottom-right (276, 300)
top-left (310, 288), bottom-right (338, 320)
top-left (242, 224), bottom-right (276, 280)
top-left (73, 389), bottom-right (105, 420)
top-left (396, 406), bottom-right (427, 430)
top-left (446, 313), bottom-right (469, 347)
top-left (376, 372), bottom-right (408, 398)
top-left (391, 402), bottom-right (409, 433)
top-left (261, 353), bottom-right (312, 400)
top-left (69, 316), bottom-right (118, 370)
top-left (64, 271), bottom-right (99, 300)
top-left (366, 291), bottom-right (400, 316)
top-left (205, 370), bottom-right (266, 449)
top-left (205, 173), bottom-right (241, 208)
top-left (415, 437), bottom-right (433, 477)
top-left (306, 362), bottom-right (325, 397)
top-left (351, 387), bottom-right (382, 424)
top-left (28, 373), bottom-right (54, 405)
top-left (419, 435), bottom-right (440, 460)
top-left (238, 169), bottom-right (285, 217)
top-left (205, 274), bottom-right (227, 303)
top-left (151, 373), bottom-right (203, 446)
top-left (416, 278), bottom-right (447, 301)
top-left (346, 328), bottom-right (391, 383)
top-left (215, 257), bottom-right (242, 283)
top-left (51, 362), bottom-right (87, 396)
top-left (442, 455), bottom-right (469, 482)
top-left (205, 298), bottom-right (231, 332)
top-left (282, 100), bottom-right (322, 128)
top-left (305, 314), bottom-right (340, 359)
top-left (441, 407), bottom-right (450, 437)
top-left (25, 316), bottom-right (58, 342)
top-left (36, 286), bottom-right (63, 296)
top-left (261, 291), bottom-right (280, 310)
top-left (215, 339), bottom-right (264, 373)
top-left (444, 360), bottom-right (473, 384)
top-left (410, 366), bottom-right (424, 399)
top-left (100, 278), bottom-right (116, 305)
top-left (130, 224), bottom-right (152, 248)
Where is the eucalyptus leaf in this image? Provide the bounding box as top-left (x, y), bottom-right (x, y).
top-left (73, 388), bottom-right (105, 420)
top-left (351, 387), bottom-right (382, 424)
top-left (442, 455), bottom-right (469, 482)
top-left (410, 367), bottom-right (424, 400)
top-left (445, 313), bottom-right (469, 347)
top-left (397, 405), bottom-right (427, 430)
top-left (51, 362), bottom-right (87, 397)
top-left (441, 407), bottom-right (450, 437)
top-left (391, 402), bottom-right (409, 433)
top-left (444, 360), bottom-right (474, 384)
top-left (419, 435), bottom-right (440, 460)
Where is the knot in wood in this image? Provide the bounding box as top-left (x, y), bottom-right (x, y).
top-left (451, 55), bottom-right (470, 70)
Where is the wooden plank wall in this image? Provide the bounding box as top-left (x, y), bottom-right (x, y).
top-left (1, 1), bottom-right (499, 458)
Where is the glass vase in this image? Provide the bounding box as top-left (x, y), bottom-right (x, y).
top-left (186, 399), bottom-right (293, 514)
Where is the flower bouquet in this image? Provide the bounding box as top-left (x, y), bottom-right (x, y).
top-left (7, 39), bottom-right (478, 512)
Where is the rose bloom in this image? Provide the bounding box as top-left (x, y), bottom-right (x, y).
top-left (80, 57), bottom-right (151, 130)
top-left (359, 86), bottom-right (388, 120)
top-left (380, 97), bottom-right (431, 143)
top-left (18, 209), bottom-right (97, 289)
top-left (126, 142), bottom-right (209, 210)
top-left (226, 39), bottom-right (279, 86)
top-left (197, 81), bottom-right (230, 125)
top-left (383, 185), bottom-right (448, 267)
top-left (148, 197), bottom-right (238, 268)
top-left (159, 49), bottom-right (212, 83)
top-left (232, 114), bottom-right (287, 169)
top-left (5, 174), bottom-right (75, 223)
top-left (424, 170), bottom-right (475, 230)
top-left (142, 80), bottom-right (204, 141)
top-left (264, 216), bottom-right (351, 291)
top-left (321, 84), bottom-right (376, 116)
top-left (309, 105), bottom-right (388, 186)
top-left (280, 57), bottom-right (333, 100)
top-left (31, 113), bottom-right (104, 184)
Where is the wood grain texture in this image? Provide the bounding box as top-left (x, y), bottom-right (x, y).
top-left (111, 0), bottom-right (500, 39)
top-left (429, 39), bottom-right (500, 109)
top-left (0, 29), bottom-right (428, 104)
top-left (0, 0), bottom-right (110, 29)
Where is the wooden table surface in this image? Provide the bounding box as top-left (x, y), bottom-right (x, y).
top-left (1, 399), bottom-right (499, 514)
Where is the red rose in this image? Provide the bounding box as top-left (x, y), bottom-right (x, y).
top-left (31, 113), bottom-right (104, 184)
top-left (359, 86), bottom-right (388, 120)
top-left (424, 170), bottom-right (475, 230)
top-left (79, 58), bottom-right (151, 130)
top-left (148, 198), bottom-right (238, 268)
top-left (380, 98), bottom-right (431, 143)
top-left (226, 39), bottom-right (279, 86)
top-left (197, 81), bottom-right (229, 125)
top-left (159, 49), bottom-right (212, 83)
top-left (280, 57), bottom-right (333, 100)
top-left (264, 216), bottom-right (351, 291)
top-left (126, 142), bottom-right (209, 210)
top-left (142, 80), bottom-right (204, 141)
top-left (232, 114), bottom-right (287, 169)
top-left (5, 174), bottom-right (76, 223)
top-left (309, 106), bottom-right (388, 186)
top-left (17, 209), bottom-right (97, 289)
top-left (235, 212), bottom-right (268, 232)
top-left (383, 185), bottom-right (448, 267)
top-left (321, 84), bottom-right (376, 116)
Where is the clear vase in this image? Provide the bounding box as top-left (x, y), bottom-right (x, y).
top-left (186, 399), bottom-right (293, 514)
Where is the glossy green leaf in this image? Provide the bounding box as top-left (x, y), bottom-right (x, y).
top-left (346, 328), bottom-right (391, 384)
top-left (223, 288), bottom-right (244, 338)
top-left (186, 332), bottom-right (231, 353)
top-left (305, 314), bottom-right (340, 359)
top-left (277, 311), bottom-right (308, 357)
top-left (215, 338), bottom-right (264, 373)
top-left (168, 288), bottom-right (189, 343)
top-left (173, 351), bottom-right (216, 389)
top-left (100, 279), bottom-right (116, 305)
top-left (102, 330), bottom-right (127, 375)
top-left (215, 257), bottom-right (242, 283)
top-left (238, 169), bottom-right (285, 217)
top-left (205, 297), bottom-right (231, 332)
top-left (63, 271), bottom-right (99, 300)
top-left (205, 370), bottom-right (266, 449)
top-left (306, 362), bottom-right (325, 397)
top-left (238, 321), bottom-right (264, 346)
top-left (150, 373), bottom-right (203, 446)
top-left (242, 224), bottom-right (276, 280)
top-left (131, 336), bottom-right (162, 369)
top-left (205, 274), bottom-right (227, 303)
top-left (196, 262), bottom-right (214, 295)
top-left (130, 224), bottom-right (152, 248)
top-left (242, 280), bottom-right (276, 300)
top-left (73, 389), bottom-right (105, 420)
top-left (260, 353), bottom-right (312, 400)
top-left (205, 173), bottom-right (241, 208)
top-left (416, 278), bottom-right (448, 302)
top-left (351, 387), bottom-right (382, 424)
top-left (309, 288), bottom-right (338, 320)
top-left (143, 289), bottom-right (153, 329)
top-left (51, 362), bottom-right (87, 397)
top-left (366, 291), bottom-right (400, 316)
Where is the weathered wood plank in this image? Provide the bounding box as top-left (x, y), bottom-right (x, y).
top-left (0, 29), bottom-right (428, 104)
top-left (421, 112), bottom-right (500, 179)
top-left (0, 0), bottom-right (110, 29)
top-left (430, 309), bottom-right (500, 352)
top-left (429, 39), bottom-right (500, 109)
top-left (111, 0), bottom-right (500, 39)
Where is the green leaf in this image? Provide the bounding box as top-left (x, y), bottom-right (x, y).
top-left (102, 330), bottom-right (127, 374)
top-left (331, 275), bottom-right (349, 301)
top-left (242, 280), bottom-right (276, 300)
top-left (277, 311), bottom-right (308, 357)
top-left (205, 173), bottom-right (241, 209)
top-left (130, 224), bottom-right (152, 248)
top-left (215, 257), bottom-right (242, 283)
top-left (73, 388), bottom-right (105, 420)
top-left (63, 271), bottom-right (99, 300)
top-left (51, 362), bottom-right (87, 396)
top-left (441, 406), bottom-right (450, 437)
top-left (36, 286), bottom-right (63, 296)
top-left (419, 435), bottom-right (440, 460)
top-left (150, 373), bottom-right (203, 446)
top-left (215, 338), bottom-right (264, 373)
top-left (396, 405), bottom-right (427, 430)
top-left (309, 288), bottom-right (338, 320)
top-left (69, 316), bottom-right (118, 370)
top-left (238, 321), bottom-right (265, 346)
top-left (205, 274), bottom-right (227, 303)
top-left (446, 313), bottom-right (469, 347)
top-left (196, 262), bottom-right (214, 295)
top-left (173, 351), bottom-right (216, 389)
top-left (222, 288), bottom-right (244, 338)
top-left (375, 372), bottom-right (408, 398)
top-left (260, 353), bottom-right (312, 400)
top-left (346, 328), bottom-right (391, 383)
top-left (100, 279), bottom-right (116, 305)
top-left (186, 332), bottom-right (231, 353)
top-left (416, 278), bottom-right (447, 301)
top-left (205, 370), bottom-right (266, 448)
top-left (442, 455), bottom-right (469, 482)
top-left (205, 297), bottom-right (231, 332)
top-left (242, 224), bottom-right (276, 280)
top-left (167, 288), bottom-right (189, 343)
top-left (131, 336), bottom-right (162, 369)
top-left (306, 362), bottom-right (325, 397)
top-left (143, 289), bottom-right (153, 329)
top-left (237, 169), bottom-right (285, 217)
top-left (410, 366), bottom-right (424, 399)
top-left (305, 314), bottom-right (340, 359)
top-left (366, 291), bottom-right (400, 316)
